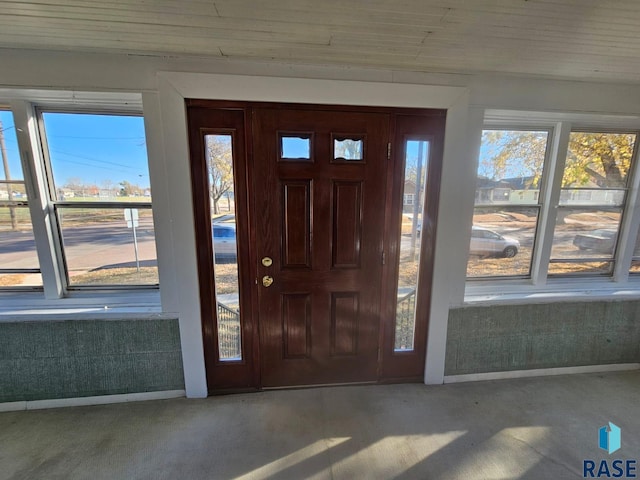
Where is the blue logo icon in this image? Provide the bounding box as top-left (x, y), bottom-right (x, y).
top-left (599, 422), bottom-right (621, 454)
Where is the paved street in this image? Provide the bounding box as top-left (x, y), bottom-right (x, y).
top-left (0, 222), bottom-right (157, 275)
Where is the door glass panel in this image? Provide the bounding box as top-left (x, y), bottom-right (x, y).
top-left (394, 140), bottom-right (429, 352)
top-left (206, 134), bottom-right (242, 361)
top-left (333, 136), bottom-right (364, 161)
top-left (280, 134), bottom-right (311, 160)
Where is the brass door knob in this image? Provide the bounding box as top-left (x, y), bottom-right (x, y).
top-left (262, 275), bottom-right (274, 287)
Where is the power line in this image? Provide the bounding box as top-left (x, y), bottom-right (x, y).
top-left (51, 135), bottom-right (145, 140)
top-left (53, 158), bottom-right (131, 173)
top-left (50, 148), bottom-right (139, 170)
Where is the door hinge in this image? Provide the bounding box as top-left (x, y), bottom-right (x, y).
top-left (387, 142), bottom-right (392, 160)
top-left (381, 251), bottom-right (385, 265)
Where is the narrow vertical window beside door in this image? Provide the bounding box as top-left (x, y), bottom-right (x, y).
top-left (394, 140), bottom-right (429, 352)
top-left (206, 134), bottom-right (242, 361)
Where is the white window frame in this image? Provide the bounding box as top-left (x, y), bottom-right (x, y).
top-left (465, 110), bottom-right (640, 300)
top-left (36, 107), bottom-right (158, 292)
top-left (0, 94), bottom-right (160, 305)
top-left (548, 128), bottom-right (639, 278)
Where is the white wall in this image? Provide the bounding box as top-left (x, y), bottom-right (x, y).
top-left (2, 48), bottom-right (640, 395)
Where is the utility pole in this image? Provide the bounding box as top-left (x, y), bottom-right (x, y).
top-left (0, 120), bottom-right (17, 230)
top-left (410, 141), bottom-right (425, 257)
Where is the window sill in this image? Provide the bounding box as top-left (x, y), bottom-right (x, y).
top-left (463, 277), bottom-right (640, 306)
top-left (0, 290), bottom-right (162, 319)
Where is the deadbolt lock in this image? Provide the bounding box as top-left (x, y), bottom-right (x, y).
top-left (261, 257), bottom-right (273, 267)
top-left (262, 275), bottom-right (274, 287)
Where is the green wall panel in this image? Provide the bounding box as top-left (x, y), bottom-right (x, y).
top-left (0, 318), bottom-right (184, 403)
top-left (445, 300), bottom-right (640, 376)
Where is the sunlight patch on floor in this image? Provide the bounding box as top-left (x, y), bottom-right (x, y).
top-left (235, 437), bottom-right (350, 480)
top-left (445, 426), bottom-right (552, 479)
top-left (332, 431), bottom-right (468, 478)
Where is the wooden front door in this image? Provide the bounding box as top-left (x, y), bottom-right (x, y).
top-left (253, 107), bottom-right (389, 387)
top-left (187, 100), bottom-right (446, 393)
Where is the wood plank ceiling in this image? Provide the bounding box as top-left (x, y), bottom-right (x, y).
top-left (1, 0), bottom-right (640, 83)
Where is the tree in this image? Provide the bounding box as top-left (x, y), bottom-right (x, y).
top-left (119, 180), bottom-right (133, 196)
top-left (206, 136), bottom-right (234, 214)
top-left (481, 130), bottom-right (636, 188)
top-left (101, 179), bottom-right (115, 198)
top-left (479, 131), bottom-right (546, 188)
top-left (563, 133), bottom-right (633, 188)
top-left (64, 176), bottom-right (84, 195)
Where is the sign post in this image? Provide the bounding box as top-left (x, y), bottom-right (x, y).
top-left (124, 208), bottom-right (140, 272)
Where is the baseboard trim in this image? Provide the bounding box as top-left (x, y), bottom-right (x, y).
top-left (443, 363), bottom-right (640, 384)
top-left (0, 389), bottom-right (186, 412)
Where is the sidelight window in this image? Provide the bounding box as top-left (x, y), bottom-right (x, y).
top-left (205, 133), bottom-right (242, 361)
top-left (393, 139), bottom-right (429, 352)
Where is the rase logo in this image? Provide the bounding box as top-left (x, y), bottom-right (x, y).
top-left (583, 422), bottom-right (637, 478)
top-left (600, 423), bottom-right (622, 455)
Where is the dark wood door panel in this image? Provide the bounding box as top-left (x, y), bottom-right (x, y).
top-left (332, 181), bottom-right (363, 269)
top-left (254, 107), bottom-right (388, 387)
top-left (282, 180), bottom-right (312, 268)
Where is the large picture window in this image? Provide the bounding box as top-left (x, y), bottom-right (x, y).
top-left (39, 111), bottom-right (158, 288)
top-left (467, 122), bottom-right (640, 285)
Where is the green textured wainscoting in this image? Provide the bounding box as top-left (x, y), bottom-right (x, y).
top-left (0, 317), bottom-right (184, 403)
top-left (445, 301), bottom-right (640, 376)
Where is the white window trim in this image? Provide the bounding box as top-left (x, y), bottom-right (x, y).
top-left (465, 110), bottom-right (640, 301)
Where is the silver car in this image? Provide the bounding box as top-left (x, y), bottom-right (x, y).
top-left (212, 224), bottom-right (237, 262)
top-left (470, 226), bottom-right (520, 258)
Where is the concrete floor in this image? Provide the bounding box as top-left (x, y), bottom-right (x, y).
top-left (2, 371), bottom-right (639, 480)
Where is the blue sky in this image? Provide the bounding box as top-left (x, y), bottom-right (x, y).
top-left (0, 110), bottom-right (150, 188)
top-left (477, 130), bottom-right (545, 180)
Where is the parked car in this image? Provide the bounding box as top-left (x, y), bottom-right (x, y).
top-left (470, 226), bottom-right (520, 258)
top-left (213, 214), bottom-right (235, 224)
top-left (573, 229), bottom-right (616, 254)
top-left (212, 224), bottom-right (237, 262)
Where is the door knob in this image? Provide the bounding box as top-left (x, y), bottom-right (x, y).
top-left (262, 275), bottom-right (274, 287)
